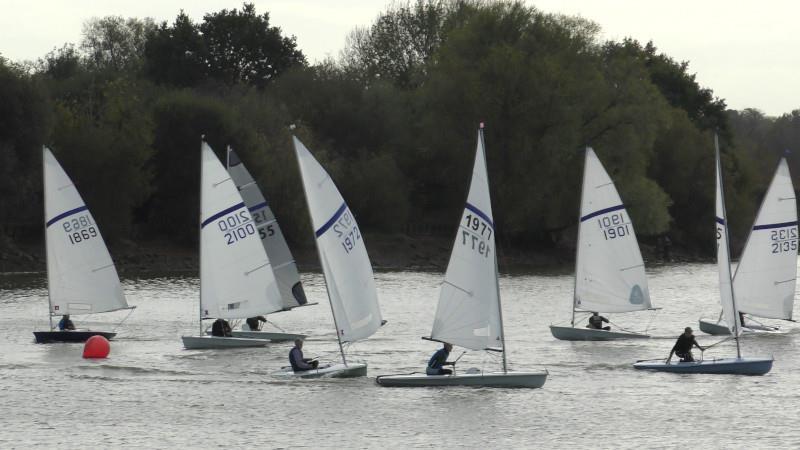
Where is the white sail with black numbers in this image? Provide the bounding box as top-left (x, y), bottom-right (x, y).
top-left (226, 148), bottom-right (307, 310)
top-left (574, 148), bottom-right (651, 313)
top-left (293, 137), bottom-right (383, 343)
top-left (43, 147), bottom-right (128, 315)
top-left (733, 158), bottom-right (797, 320)
top-left (715, 145), bottom-right (742, 336)
top-left (430, 130), bottom-right (503, 351)
top-left (200, 142), bottom-right (283, 320)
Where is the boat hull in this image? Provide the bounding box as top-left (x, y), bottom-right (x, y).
top-left (633, 357), bottom-right (773, 375)
top-left (33, 330), bottom-right (116, 344)
top-left (549, 325), bottom-right (649, 341)
top-left (230, 331), bottom-right (306, 342)
top-left (181, 335), bottom-right (269, 349)
top-left (272, 362), bottom-right (367, 379)
top-left (698, 318), bottom-right (780, 335)
top-left (376, 370), bottom-right (548, 388)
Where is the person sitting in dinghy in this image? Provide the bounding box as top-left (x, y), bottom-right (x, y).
top-left (58, 315), bottom-right (75, 331)
top-left (245, 316), bottom-right (267, 331)
top-left (289, 339), bottom-right (319, 372)
top-left (211, 318), bottom-right (232, 337)
top-left (667, 327), bottom-right (706, 363)
top-left (587, 312), bottom-right (610, 331)
top-left (426, 343), bottom-right (455, 375)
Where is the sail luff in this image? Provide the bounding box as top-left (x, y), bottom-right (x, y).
top-left (715, 134), bottom-right (742, 356)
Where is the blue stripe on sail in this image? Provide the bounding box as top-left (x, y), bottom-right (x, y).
top-left (465, 202), bottom-right (494, 229)
top-left (46, 205), bottom-right (88, 227)
top-left (315, 202), bottom-right (348, 238)
top-left (580, 204), bottom-right (625, 222)
top-left (248, 201), bottom-right (268, 212)
top-left (753, 220), bottom-right (798, 230)
top-left (716, 217), bottom-right (725, 225)
top-left (201, 202), bottom-right (246, 228)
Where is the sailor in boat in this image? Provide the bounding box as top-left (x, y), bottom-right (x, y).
top-left (58, 315), bottom-right (75, 331)
top-left (587, 312), bottom-right (610, 331)
top-left (211, 319), bottom-right (232, 337)
top-left (244, 316), bottom-right (267, 331)
top-left (667, 327), bottom-right (706, 363)
top-left (289, 339), bottom-right (319, 371)
top-left (426, 343), bottom-right (455, 375)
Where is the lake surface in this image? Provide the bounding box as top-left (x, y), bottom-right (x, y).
top-left (1, 264), bottom-right (797, 448)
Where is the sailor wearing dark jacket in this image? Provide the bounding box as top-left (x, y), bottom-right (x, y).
top-left (289, 339), bottom-right (319, 372)
top-left (668, 327), bottom-right (706, 362)
top-left (426, 343), bottom-right (455, 375)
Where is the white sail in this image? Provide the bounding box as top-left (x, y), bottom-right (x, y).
top-left (293, 137), bottom-right (382, 343)
top-left (226, 148), bottom-right (307, 310)
top-left (733, 158), bottom-right (797, 320)
top-left (574, 148), bottom-right (651, 313)
top-left (43, 147), bottom-right (128, 315)
top-left (715, 144), bottom-right (741, 335)
top-left (199, 142), bottom-right (283, 320)
top-left (430, 130), bottom-right (503, 351)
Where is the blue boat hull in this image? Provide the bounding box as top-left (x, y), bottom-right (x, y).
top-left (633, 357), bottom-right (773, 375)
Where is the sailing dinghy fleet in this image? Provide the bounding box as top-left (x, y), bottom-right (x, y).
top-left (30, 128), bottom-right (796, 382)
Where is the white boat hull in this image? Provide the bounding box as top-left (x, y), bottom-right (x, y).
top-left (204, 330), bottom-right (307, 342)
top-left (698, 318), bottom-right (781, 335)
top-left (633, 357), bottom-right (773, 375)
top-left (272, 362), bottom-right (367, 379)
top-left (549, 325), bottom-right (649, 341)
top-left (376, 370), bottom-right (548, 388)
top-left (181, 335), bottom-right (269, 349)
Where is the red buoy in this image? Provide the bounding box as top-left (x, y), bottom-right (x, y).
top-left (83, 335), bottom-right (110, 359)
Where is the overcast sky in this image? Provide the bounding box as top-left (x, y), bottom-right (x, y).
top-left (1, 0), bottom-right (797, 116)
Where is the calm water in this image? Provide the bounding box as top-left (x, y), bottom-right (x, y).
top-left (0, 264), bottom-right (798, 448)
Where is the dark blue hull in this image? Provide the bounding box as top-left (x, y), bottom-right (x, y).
top-left (633, 357), bottom-right (773, 375)
top-left (33, 331), bottom-right (116, 344)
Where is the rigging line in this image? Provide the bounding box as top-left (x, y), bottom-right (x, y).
top-left (264, 317), bottom-right (287, 332)
top-left (606, 318), bottom-right (646, 335)
top-left (643, 308), bottom-right (660, 334)
top-left (111, 307), bottom-right (137, 333)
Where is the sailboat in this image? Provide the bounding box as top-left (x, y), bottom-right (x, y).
top-left (222, 147), bottom-right (314, 342)
top-left (272, 136), bottom-right (384, 378)
top-left (376, 125), bottom-right (548, 388)
top-left (699, 156), bottom-right (797, 335)
top-left (634, 135), bottom-right (773, 374)
top-left (550, 148), bottom-right (654, 341)
top-left (181, 141), bottom-right (286, 350)
top-left (33, 147), bottom-right (135, 344)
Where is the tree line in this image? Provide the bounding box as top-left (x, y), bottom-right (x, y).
top-left (1, 1), bottom-right (798, 260)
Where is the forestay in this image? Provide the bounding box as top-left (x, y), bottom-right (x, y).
top-left (200, 142), bottom-right (283, 320)
top-left (715, 145), bottom-right (741, 335)
top-left (733, 158), bottom-right (797, 320)
top-left (43, 147), bottom-right (128, 315)
top-left (226, 148), bottom-right (307, 310)
top-left (430, 130), bottom-right (503, 351)
top-left (293, 137), bottom-right (383, 343)
top-left (574, 148), bottom-right (651, 313)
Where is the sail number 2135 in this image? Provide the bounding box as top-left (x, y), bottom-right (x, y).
top-left (771, 227), bottom-right (798, 253)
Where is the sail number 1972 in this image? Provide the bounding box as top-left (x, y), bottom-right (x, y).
top-left (334, 210), bottom-right (361, 254)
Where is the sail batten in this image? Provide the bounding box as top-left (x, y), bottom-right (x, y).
top-left (43, 147), bottom-right (129, 316)
top-left (733, 158), bottom-right (797, 321)
top-left (226, 148), bottom-right (308, 309)
top-left (574, 148), bottom-right (651, 314)
top-left (199, 142), bottom-right (283, 320)
top-left (293, 137), bottom-right (383, 343)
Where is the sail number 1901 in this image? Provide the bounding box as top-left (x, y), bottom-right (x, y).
top-left (597, 213), bottom-right (630, 240)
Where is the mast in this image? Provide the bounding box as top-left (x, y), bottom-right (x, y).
top-left (715, 133), bottom-right (742, 358)
top-left (571, 148), bottom-right (590, 328)
top-left (198, 139), bottom-right (205, 336)
top-left (293, 137), bottom-right (348, 366)
top-left (42, 147), bottom-right (54, 331)
top-left (481, 125), bottom-right (508, 373)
